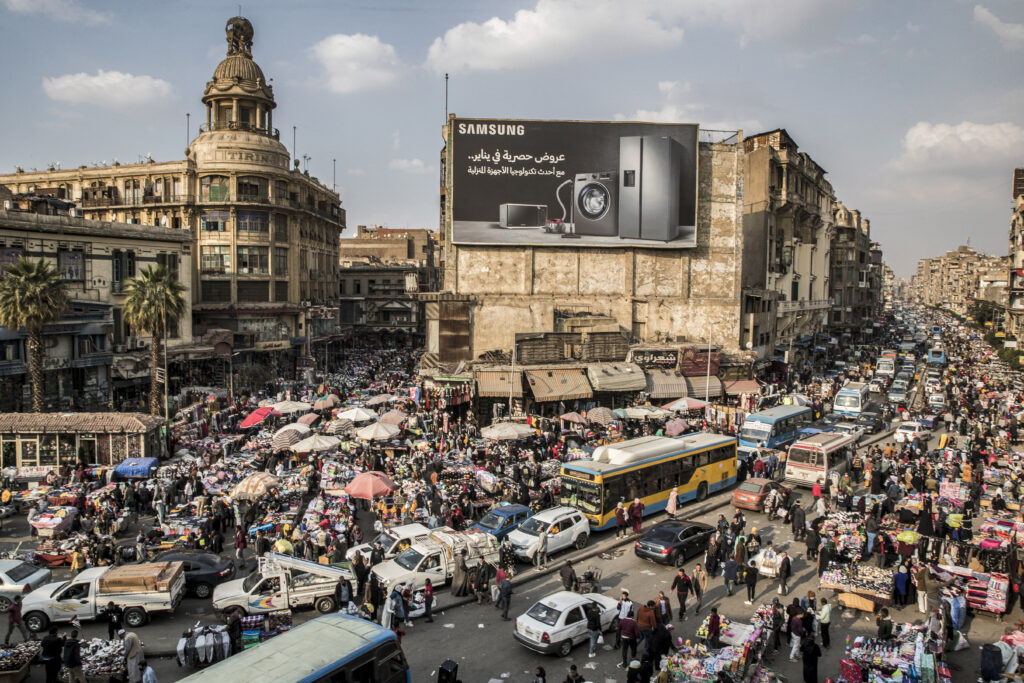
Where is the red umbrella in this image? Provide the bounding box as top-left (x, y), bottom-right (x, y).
top-left (240, 407), bottom-right (278, 429)
top-left (664, 418), bottom-right (689, 437)
top-left (344, 471), bottom-right (398, 500)
top-left (297, 413), bottom-right (320, 426)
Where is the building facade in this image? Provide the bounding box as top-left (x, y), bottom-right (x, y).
top-left (0, 197), bottom-right (193, 412)
top-left (742, 129), bottom-right (835, 362)
top-left (1008, 169), bottom-right (1024, 337)
top-left (912, 245), bottom-right (1007, 316)
top-left (0, 17), bottom-right (344, 380)
top-left (431, 119), bottom-right (747, 367)
top-left (829, 202), bottom-right (881, 335)
top-left (338, 259), bottom-right (429, 346)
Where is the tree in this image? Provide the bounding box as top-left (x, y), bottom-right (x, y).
top-left (122, 266), bottom-right (185, 416)
top-left (0, 258), bottom-right (68, 412)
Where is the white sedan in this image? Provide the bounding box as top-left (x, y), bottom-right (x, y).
top-left (513, 591), bottom-right (618, 657)
top-left (893, 421), bottom-right (931, 444)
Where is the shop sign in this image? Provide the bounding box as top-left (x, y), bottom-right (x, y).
top-left (679, 348), bottom-right (721, 376)
top-left (255, 340), bottom-right (291, 351)
top-left (629, 348), bottom-right (679, 368)
top-left (996, 331), bottom-right (1006, 338)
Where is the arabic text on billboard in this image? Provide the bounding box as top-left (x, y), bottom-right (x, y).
top-left (450, 118), bottom-right (699, 248)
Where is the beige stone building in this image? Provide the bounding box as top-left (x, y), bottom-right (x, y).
top-left (911, 245), bottom-right (1007, 316)
top-left (1007, 169), bottom-right (1024, 336)
top-left (0, 195), bottom-right (192, 411)
top-left (0, 17), bottom-right (344, 379)
top-left (431, 118), bottom-right (745, 373)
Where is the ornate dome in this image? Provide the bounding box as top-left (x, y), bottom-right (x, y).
top-left (212, 54), bottom-right (266, 85)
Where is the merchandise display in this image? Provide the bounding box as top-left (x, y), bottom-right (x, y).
top-left (820, 562), bottom-right (894, 606)
top-left (0, 641), bottom-right (39, 673)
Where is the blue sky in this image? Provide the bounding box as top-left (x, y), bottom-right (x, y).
top-left (1, 0), bottom-right (1023, 277)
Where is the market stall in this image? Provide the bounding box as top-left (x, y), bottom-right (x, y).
top-left (835, 623), bottom-right (953, 683)
top-left (29, 506), bottom-right (77, 538)
top-left (0, 642), bottom-right (39, 683)
top-left (668, 614), bottom-right (770, 682)
top-left (819, 562), bottom-right (894, 611)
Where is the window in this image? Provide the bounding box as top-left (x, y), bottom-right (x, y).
top-left (0, 248), bottom-right (23, 272)
top-left (111, 249), bottom-right (135, 285)
top-left (58, 249), bottom-right (84, 281)
top-left (273, 180), bottom-right (287, 199)
top-left (78, 335), bottom-right (104, 355)
top-left (237, 176), bottom-right (267, 201)
top-left (602, 477), bottom-right (624, 514)
top-left (273, 248), bottom-right (288, 276)
top-left (200, 176), bottom-right (230, 201)
top-left (237, 246), bottom-right (269, 275)
top-left (201, 211), bottom-right (229, 232)
top-left (354, 280), bottom-right (361, 294)
top-left (156, 253), bottom-right (179, 279)
top-left (339, 280), bottom-right (345, 294)
top-left (238, 211), bottom-right (269, 234)
top-left (200, 246), bottom-right (231, 275)
top-left (564, 606), bottom-right (585, 624)
top-left (273, 214), bottom-right (288, 242)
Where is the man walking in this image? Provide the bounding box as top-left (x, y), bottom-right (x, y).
top-left (692, 564), bottom-right (706, 613)
top-left (816, 598), bottom-right (832, 649)
top-left (670, 568), bottom-right (693, 620)
top-left (616, 610), bottom-right (639, 670)
top-left (497, 575), bottom-right (513, 621)
top-left (533, 529), bottom-right (549, 569)
top-left (744, 561), bottom-right (759, 605)
top-left (63, 629), bottom-right (87, 683)
top-left (791, 503), bottom-right (806, 541)
top-left (722, 558), bottom-right (739, 597)
top-left (40, 627), bottom-right (63, 683)
top-left (778, 552), bottom-right (792, 596)
top-left (586, 602), bottom-right (602, 658)
top-left (3, 596), bottom-right (27, 645)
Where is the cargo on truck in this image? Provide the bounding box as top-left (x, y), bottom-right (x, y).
top-left (212, 553), bottom-right (354, 618)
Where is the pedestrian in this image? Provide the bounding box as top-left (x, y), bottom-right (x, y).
top-left (563, 663), bottom-right (585, 683)
top-left (234, 527), bottom-right (247, 568)
top-left (102, 601), bottom-right (123, 640)
top-left (816, 597), bottom-right (831, 649)
top-left (616, 610), bottom-right (639, 669)
top-left (63, 629), bottom-right (86, 683)
top-left (801, 634), bottom-right (822, 683)
top-left (628, 498), bottom-right (644, 534)
top-left (497, 575), bottom-right (513, 620)
top-left (636, 601), bottom-right (656, 648)
top-left (666, 487), bottom-right (678, 520)
top-left (788, 609), bottom-right (805, 661)
top-left (670, 568), bottom-right (693, 620)
top-left (707, 607), bottom-right (722, 648)
top-left (770, 601), bottom-right (784, 653)
top-left (120, 629), bottom-right (143, 683)
top-left (615, 502), bottom-right (628, 538)
top-left (744, 561), bottom-right (759, 604)
top-left (778, 551), bottom-right (792, 596)
top-left (585, 602), bottom-right (602, 658)
top-left (894, 565), bottom-right (910, 606)
top-left (876, 607), bottom-right (894, 639)
top-left (559, 561), bottom-right (576, 592)
top-left (655, 591), bottom-right (672, 625)
top-left (791, 503), bottom-right (806, 541)
top-left (226, 608), bottom-right (242, 654)
top-left (40, 627), bottom-right (63, 683)
top-left (722, 557), bottom-right (738, 596)
top-left (805, 526), bottom-right (819, 561)
top-left (423, 579), bottom-right (434, 623)
top-left (532, 666), bottom-right (547, 683)
top-left (533, 529), bottom-right (549, 569)
top-left (691, 564), bottom-right (706, 613)
top-left (3, 596), bottom-right (27, 645)
top-left (138, 659), bottom-right (158, 683)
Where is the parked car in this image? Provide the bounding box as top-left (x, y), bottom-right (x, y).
top-left (0, 560), bottom-right (52, 611)
top-left (633, 520), bottom-right (714, 565)
top-left (507, 507), bottom-right (590, 562)
top-left (471, 504), bottom-right (532, 541)
top-left (857, 411), bottom-right (884, 434)
top-left (148, 550), bottom-right (235, 599)
top-left (893, 421), bottom-right (931, 444)
top-left (513, 591), bottom-right (618, 656)
top-left (731, 479), bottom-right (791, 513)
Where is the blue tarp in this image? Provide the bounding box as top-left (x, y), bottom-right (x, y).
top-left (114, 457), bottom-right (159, 478)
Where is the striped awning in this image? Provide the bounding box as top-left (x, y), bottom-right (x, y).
top-left (723, 380), bottom-right (761, 395)
top-left (645, 370), bottom-right (689, 400)
top-left (476, 370), bottom-right (523, 397)
top-left (586, 363), bottom-right (646, 392)
top-left (525, 369), bottom-right (593, 402)
top-left (685, 376), bottom-right (722, 400)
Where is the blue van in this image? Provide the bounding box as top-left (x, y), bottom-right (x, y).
top-left (472, 503), bottom-right (532, 541)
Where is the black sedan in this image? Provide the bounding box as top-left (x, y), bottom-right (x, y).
top-left (149, 550), bottom-right (235, 599)
top-left (857, 411), bottom-right (884, 434)
top-left (634, 520), bottom-right (714, 566)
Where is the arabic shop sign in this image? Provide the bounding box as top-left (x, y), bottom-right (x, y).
top-left (629, 348), bottom-right (679, 368)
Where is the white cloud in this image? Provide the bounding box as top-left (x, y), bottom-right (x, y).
top-left (41, 70), bottom-right (172, 108)
top-left (425, 0), bottom-right (683, 73)
top-left (974, 5), bottom-right (1024, 49)
top-left (890, 120), bottom-right (1024, 172)
top-left (657, 0), bottom-right (854, 47)
top-left (347, 168), bottom-right (367, 176)
top-left (906, 21), bottom-right (921, 33)
top-left (2, 0), bottom-right (108, 25)
top-left (389, 158), bottom-right (432, 174)
top-left (309, 33), bottom-right (403, 94)
top-left (615, 81), bottom-right (764, 132)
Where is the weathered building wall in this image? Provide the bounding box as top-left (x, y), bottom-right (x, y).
top-left (445, 140), bottom-right (744, 360)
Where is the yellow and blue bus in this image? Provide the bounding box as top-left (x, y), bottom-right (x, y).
top-left (180, 613), bottom-right (410, 683)
top-left (559, 433), bottom-right (737, 531)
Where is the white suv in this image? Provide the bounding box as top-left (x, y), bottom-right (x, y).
top-left (507, 507), bottom-right (590, 562)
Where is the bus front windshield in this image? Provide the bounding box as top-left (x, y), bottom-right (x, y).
top-left (560, 477), bottom-right (602, 514)
top-left (739, 422), bottom-right (772, 443)
top-left (834, 395), bottom-right (859, 408)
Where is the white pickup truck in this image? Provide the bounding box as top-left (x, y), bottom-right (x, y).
top-left (212, 553), bottom-right (354, 617)
top-left (372, 529), bottom-right (500, 592)
top-left (23, 561), bottom-right (186, 632)
top-left (345, 523), bottom-right (435, 565)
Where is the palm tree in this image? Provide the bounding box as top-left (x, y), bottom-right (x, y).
top-left (122, 265), bottom-right (186, 416)
top-left (0, 258), bottom-right (68, 412)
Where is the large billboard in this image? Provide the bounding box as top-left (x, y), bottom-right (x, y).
top-left (450, 118), bottom-right (699, 248)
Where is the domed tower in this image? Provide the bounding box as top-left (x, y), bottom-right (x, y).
top-left (202, 17), bottom-right (276, 135)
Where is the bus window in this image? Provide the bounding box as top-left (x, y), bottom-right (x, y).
top-left (603, 478), bottom-right (624, 513)
top-left (625, 472), bottom-right (641, 500)
top-left (350, 661), bottom-right (375, 683)
top-left (695, 451), bottom-right (709, 467)
top-left (679, 455), bottom-right (695, 482)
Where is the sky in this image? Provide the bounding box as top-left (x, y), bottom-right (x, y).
top-left (1, 0), bottom-right (1023, 278)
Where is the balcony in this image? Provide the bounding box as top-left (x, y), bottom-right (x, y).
top-left (777, 299), bottom-right (832, 315)
top-left (199, 121), bottom-right (280, 140)
top-left (143, 194), bottom-right (194, 205)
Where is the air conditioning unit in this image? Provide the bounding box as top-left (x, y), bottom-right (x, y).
top-left (114, 344), bottom-right (127, 354)
top-left (301, 300), bottom-right (311, 307)
top-left (133, 338), bottom-right (148, 350)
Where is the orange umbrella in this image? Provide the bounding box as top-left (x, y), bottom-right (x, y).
top-left (344, 471), bottom-right (398, 499)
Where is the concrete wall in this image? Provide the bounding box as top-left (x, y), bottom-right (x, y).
top-left (446, 141), bottom-right (744, 359)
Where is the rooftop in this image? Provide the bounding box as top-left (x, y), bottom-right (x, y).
top-left (0, 412), bottom-right (165, 434)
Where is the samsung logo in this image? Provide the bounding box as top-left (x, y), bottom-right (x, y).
top-left (457, 123), bottom-right (525, 136)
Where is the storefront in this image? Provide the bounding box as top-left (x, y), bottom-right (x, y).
top-left (474, 369), bottom-right (524, 421)
top-left (585, 362), bottom-right (646, 409)
top-left (523, 367), bottom-right (593, 415)
top-left (0, 413), bottom-right (165, 472)
top-left (644, 369), bottom-right (689, 401)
